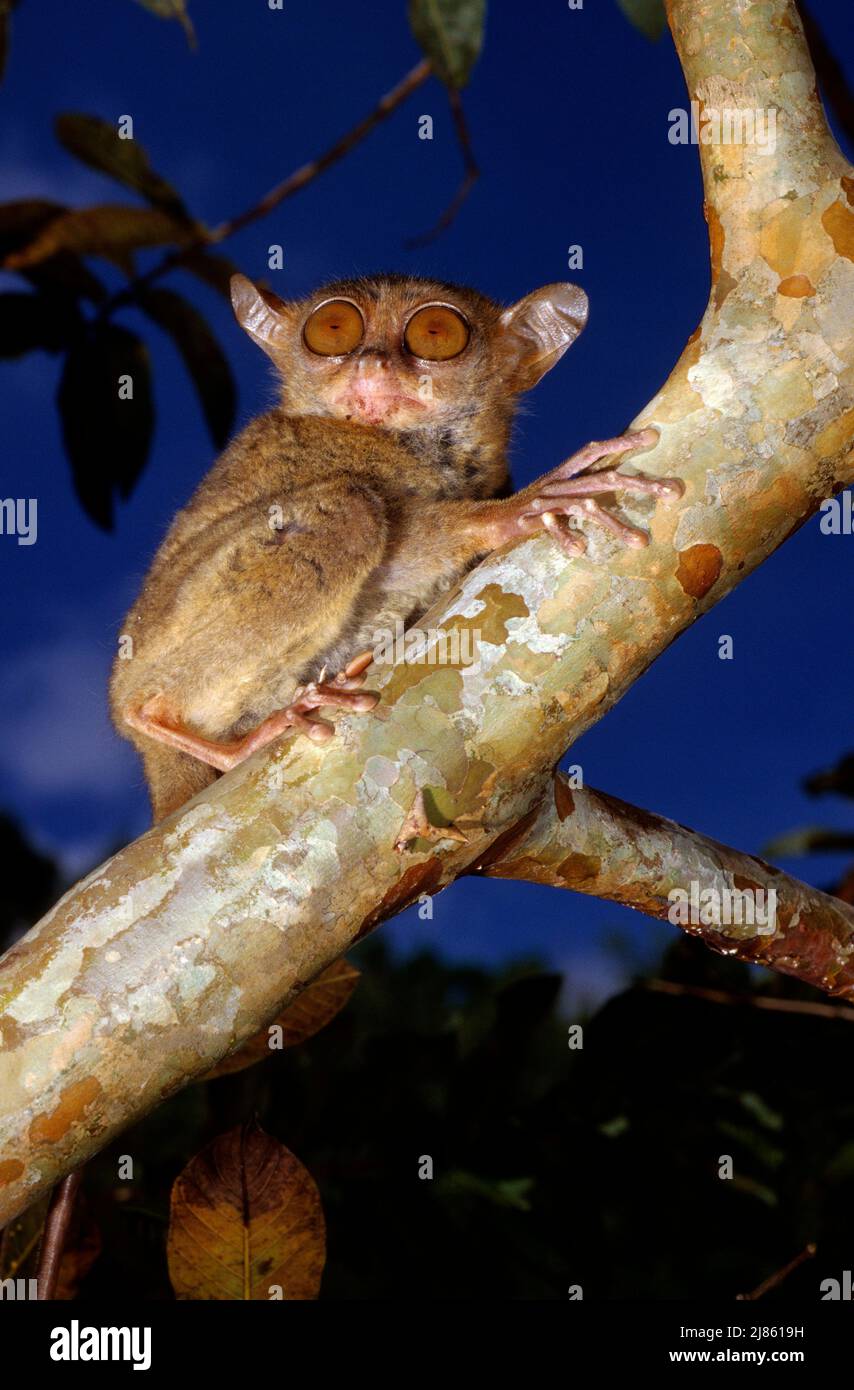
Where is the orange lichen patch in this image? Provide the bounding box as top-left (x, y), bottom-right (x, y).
top-left (462, 584), bottom-right (529, 646)
top-left (842, 175), bottom-right (854, 207)
top-left (760, 197), bottom-right (835, 286)
top-left (483, 852), bottom-right (553, 884)
top-left (822, 200), bottom-right (854, 261)
top-left (0, 1159), bottom-right (24, 1185)
top-left (355, 857), bottom-right (445, 940)
top-left (554, 852), bottom-right (602, 886)
top-left (382, 660), bottom-right (464, 705)
top-left (675, 544), bottom-right (723, 599)
top-left (714, 270), bottom-right (737, 308)
top-left (815, 406), bottom-right (854, 460)
top-left (29, 1076), bottom-right (102, 1145)
top-left (778, 274), bottom-right (814, 297)
top-left (760, 200), bottom-right (804, 275)
top-left (382, 587), bottom-right (528, 704)
top-left (554, 776), bottom-right (575, 822)
top-left (705, 200), bottom-right (725, 283)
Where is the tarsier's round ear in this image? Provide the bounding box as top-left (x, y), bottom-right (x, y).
top-left (498, 283), bottom-right (589, 392)
top-left (230, 274), bottom-right (292, 355)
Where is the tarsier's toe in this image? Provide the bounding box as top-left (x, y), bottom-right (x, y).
top-left (540, 512), bottom-right (587, 555)
top-left (306, 720), bottom-right (335, 741)
top-left (339, 649), bottom-right (375, 682)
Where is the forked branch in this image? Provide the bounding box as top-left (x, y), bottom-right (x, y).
top-left (1, 0), bottom-right (852, 1224)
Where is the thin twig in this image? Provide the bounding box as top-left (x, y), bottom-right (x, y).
top-left (36, 1170), bottom-right (83, 1300)
top-left (406, 86), bottom-right (479, 248)
top-left (737, 1243), bottom-right (817, 1300)
top-left (644, 977), bottom-right (854, 1023)
top-left (99, 57), bottom-right (433, 318)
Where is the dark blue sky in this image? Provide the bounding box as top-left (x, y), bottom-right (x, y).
top-left (1, 0), bottom-right (851, 1004)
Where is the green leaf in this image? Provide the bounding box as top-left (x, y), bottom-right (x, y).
top-left (738, 1091), bottom-right (783, 1133)
top-left (4, 204), bottom-right (193, 273)
top-left (21, 251), bottom-right (108, 304)
top-left (0, 199), bottom-right (66, 262)
top-left (440, 1169), bottom-right (534, 1211)
top-left (408, 0), bottom-right (486, 89)
top-left (615, 0), bottom-right (666, 42)
top-left (0, 200), bottom-right (107, 303)
top-left (132, 0), bottom-right (195, 48)
top-left (0, 292), bottom-right (81, 357)
top-left (825, 1140), bottom-right (854, 1184)
top-left (762, 826), bottom-right (854, 858)
top-left (57, 325), bottom-right (154, 529)
top-left (717, 1120), bottom-right (784, 1171)
top-left (180, 247), bottom-right (242, 299)
top-left (138, 287), bottom-right (236, 448)
top-left (54, 114), bottom-right (193, 221)
top-left (599, 1115), bottom-right (630, 1139)
top-left (805, 752), bottom-right (854, 800)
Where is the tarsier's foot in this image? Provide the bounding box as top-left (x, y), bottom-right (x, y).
top-left (511, 428), bottom-right (683, 556)
top-left (274, 650), bottom-right (379, 745)
top-left (125, 651), bottom-right (378, 773)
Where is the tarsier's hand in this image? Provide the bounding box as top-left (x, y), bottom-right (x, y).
top-left (505, 428), bottom-right (683, 556)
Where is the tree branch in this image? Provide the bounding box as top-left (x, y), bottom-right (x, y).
top-left (474, 774), bottom-right (854, 1001)
top-left (1, 0), bottom-right (852, 1224)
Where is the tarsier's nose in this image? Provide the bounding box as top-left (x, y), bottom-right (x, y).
top-left (355, 348), bottom-right (391, 371)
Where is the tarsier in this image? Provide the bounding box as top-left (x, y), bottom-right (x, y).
top-left (111, 272), bottom-right (682, 822)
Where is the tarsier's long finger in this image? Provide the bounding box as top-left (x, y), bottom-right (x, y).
top-left (571, 498), bottom-right (650, 548)
top-left (514, 508), bottom-right (585, 553)
top-left (522, 498), bottom-right (649, 549)
top-left (536, 470), bottom-right (684, 501)
top-left (552, 427), bottom-right (660, 480)
top-left (539, 511), bottom-right (587, 556)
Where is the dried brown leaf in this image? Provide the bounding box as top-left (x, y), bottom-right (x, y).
top-left (167, 1123), bottom-right (325, 1300)
top-left (206, 958), bottom-right (359, 1078)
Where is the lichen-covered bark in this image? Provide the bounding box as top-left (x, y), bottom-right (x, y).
top-left (1, 0), bottom-right (852, 1223)
top-left (476, 775), bottom-right (854, 1000)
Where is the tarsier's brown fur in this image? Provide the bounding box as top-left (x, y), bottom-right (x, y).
top-left (111, 272), bottom-right (681, 822)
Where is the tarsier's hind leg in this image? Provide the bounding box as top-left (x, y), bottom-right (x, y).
top-left (140, 742), bottom-right (220, 822)
top-left (124, 650), bottom-right (379, 813)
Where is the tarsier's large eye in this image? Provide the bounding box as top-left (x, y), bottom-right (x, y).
top-left (404, 304), bottom-right (470, 361)
top-left (303, 299), bottom-right (365, 356)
